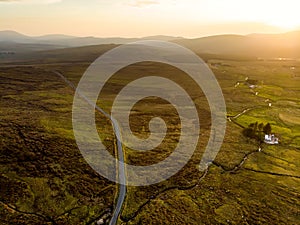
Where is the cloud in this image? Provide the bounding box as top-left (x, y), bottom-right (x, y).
top-left (0, 0), bottom-right (61, 3)
top-left (127, 0), bottom-right (159, 7)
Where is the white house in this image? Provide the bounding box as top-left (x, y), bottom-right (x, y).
top-left (264, 134), bottom-right (279, 144)
top-left (249, 85), bottom-right (256, 89)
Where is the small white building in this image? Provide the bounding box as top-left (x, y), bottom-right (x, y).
top-left (264, 134), bottom-right (279, 144)
top-left (249, 84), bottom-right (257, 89)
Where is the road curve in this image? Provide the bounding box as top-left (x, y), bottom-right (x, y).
top-left (53, 71), bottom-right (126, 225)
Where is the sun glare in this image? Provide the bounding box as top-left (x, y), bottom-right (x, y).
top-left (1, 0), bottom-right (300, 36)
top-left (249, 0), bottom-right (300, 30)
top-left (265, 18), bottom-right (300, 30)
top-left (183, 0), bottom-right (300, 32)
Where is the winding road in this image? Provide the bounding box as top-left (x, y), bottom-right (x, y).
top-left (54, 71), bottom-right (126, 225)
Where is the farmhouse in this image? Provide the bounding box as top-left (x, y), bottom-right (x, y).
top-left (264, 134), bottom-right (279, 144)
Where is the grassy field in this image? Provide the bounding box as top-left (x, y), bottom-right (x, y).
top-left (1, 50), bottom-right (300, 224)
top-left (0, 67), bottom-right (116, 224)
top-left (120, 59), bottom-right (300, 224)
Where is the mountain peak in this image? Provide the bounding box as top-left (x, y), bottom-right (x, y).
top-left (0, 30), bottom-right (31, 42)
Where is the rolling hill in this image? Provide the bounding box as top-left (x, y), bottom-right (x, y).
top-left (0, 30), bottom-right (182, 49)
top-left (174, 31), bottom-right (300, 58)
top-left (1, 30), bottom-right (300, 60)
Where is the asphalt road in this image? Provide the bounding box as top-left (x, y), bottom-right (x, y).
top-left (54, 71), bottom-right (126, 225)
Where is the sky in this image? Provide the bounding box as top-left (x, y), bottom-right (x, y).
top-left (0, 0), bottom-right (300, 38)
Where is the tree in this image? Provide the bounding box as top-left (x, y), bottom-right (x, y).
top-left (257, 123), bottom-right (264, 142)
top-left (243, 122), bottom-right (258, 139)
top-left (258, 123), bottom-right (264, 132)
top-left (243, 122), bottom-right (266, 141)
top-left (263, 123), bottom-right (272, 134)
top-left (251, 122), bottom-right (258, 137)
top-left (243, 127), bottom-right (253, 138)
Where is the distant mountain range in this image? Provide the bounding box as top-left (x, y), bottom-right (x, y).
top-left (175, 31), bottom-right (300, 58)
top-left (0, 30), bottom-right (182, 51)
top-left (1, 30), bottom-right (300, 58)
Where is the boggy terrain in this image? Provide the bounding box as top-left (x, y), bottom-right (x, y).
top-left (0, 51), bottom-right (300, 224)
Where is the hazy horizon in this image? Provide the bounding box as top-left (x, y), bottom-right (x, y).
top-left (2, 25), bottom-right (299, 40)
top-left (1, 0), bottom-right (300, 38)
